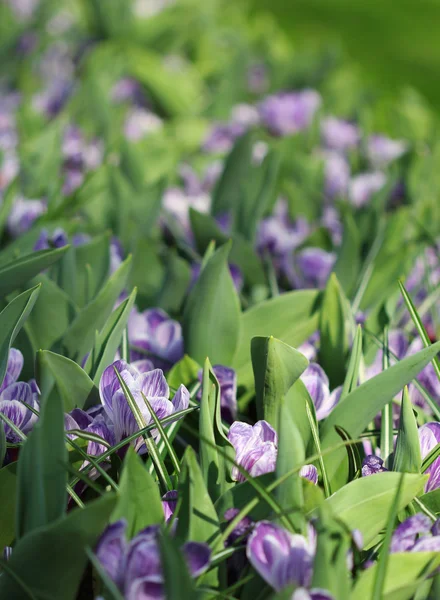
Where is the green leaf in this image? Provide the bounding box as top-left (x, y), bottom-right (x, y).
top-left (24, 275), bottom-right (77, 352)
top-left (159, 531), bottom-right (198, 600)
top-left (36, 350), bottom-right (100, 412)
top-left (73, 232), bottom-right (111, 307)
top-left (85, 288), bottom-right (137, 386)
top-left (111, 447), bottom-right (164, 537)
top-left (16, 391), bottom-right (67, 540)
top-left (352, 552), bottom-right (440, 600)
top-left (333, 210), bottom-right (361, 298)
top-left (325, 472), bottom-right (427, 547)
top-left (212, 131), bottom-right (254, 216)
top-left (199, 359), bottom-right (235, 502)
top-left (321, 340), bottom-right (440, 485)
top-left (214, 473), bottom-right (274, 522)
top-left (251, 336), bottom-right (309, 428)
top-left (340, 324), bottom-right (363, 400)
top-left (284, 379), bottom-right (315, 455)
top-left (0, 246), bottom-right (68, 298)
top-left (233, 289), bottom-right (321, 388)
top-left (176, 447), bottom-right (221, 549)
top-left (63, 255), bottom-right (132, 361)
top-left (0, 421), bottom-right (5, 466)
top-left (318, 273), bottom-right (349, 388)
top-left (183, 242), bottom-right (241, 365)
top-left (167, 355), bottom-right (201, 389)
top-left (311, 505), bottom-right (351, 599)
top-left (155, 250), bottom-right (191, 314)
top-left (0, 284), bottom-right (40, 387)
top-left (0, 495), bottom-right (116, 600)
top-left (393, 387), bottom-right (422, 474)
top-left (0, 462), bottom-right (17, 550)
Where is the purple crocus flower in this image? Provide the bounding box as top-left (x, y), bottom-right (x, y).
top-left (0, 349), bottom-right (40, 443)
top-left (419, 423), bottom-right (440, 492)
top-left (99, 360), bottom-right (189, 452)
top-left (362, 455), bottom-right (388, 477)
top-left (127, 308), bottom-right (184, 370)
top-left (300, 364), bottom-right (341, 420)
top-left (124, 107), bottom-right (163, 141)
top-left (321, 117), bottom-right (360, 153)
top-left (162, 490), bottom-right (178, 522)
top-left (34, 228), bottom-right (69, 251)
top-left (198, 364), bottom-right (237, 424)
top-left (390, 514), bottom-right (440, 553)
top-left (367, 135), bottom-right (408, 168)
top-left (348, 172), bottom-right (387, 208)
top-left (224, 508), bottom-right (254, 546)
top-left (96, 520), bottom-right (211, 598)
top-left (7, 197), bottom-right (46, 237)
top-left (288, 248), bottom-right (336, 290)
top-left (259, 90), bottom-right (321, 137)
top-left (228, 420), bottom-right (318, 485)
top-left (65, 408), bottom-right (115, 464)
top-left (322, 151), bottom-right (350, 199)
top-left (162, 185), bottom-right (211, 235)
top-left (111, 78), bottom-right (147, 106)
top-left (246, 521), bottom-right (315, 591)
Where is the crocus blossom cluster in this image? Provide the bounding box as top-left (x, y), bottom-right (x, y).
top-left (95, 520), bottom-right (211, 598)
top-left (390, 514), bottom-right (440, 553)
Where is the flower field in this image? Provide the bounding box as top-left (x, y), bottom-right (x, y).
top-left (1, 1), bottom-right (440, 599)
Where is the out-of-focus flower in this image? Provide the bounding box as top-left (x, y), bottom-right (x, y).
top-left (300, 363), bottom-right (341, 421)
top-left (124, 107), bottom-right (163, 141)
top-left (419, 422), bottom-right (440, 492)
top-left (321, 117), bottom-right (360, 153)
top-left (7, 0), bottom-right (39, 20)
top-left (289, 247), bottom-right (336, 290)
top-left (34, 228), bottom-right (68, 250)
top-left (111, 78), bottom-right (146, 106)
top-left (362, 455), bottom-right (388, 477)
top-left (231, 104), bottom-right (260, 128)
top-left (0, 349), bottom-right (39, 443)
top-left (246, 521), bottom-right (315, 591)
top-left (133, 0), bottom-right (175, 19)
top-left (197, 364), bottom-right (237, 423)
top-left (348, 172), bottom-right (387, 208)
top-left (162, 186), bottom-right (211, 234)
top-left (259, 90), bottom-right (321, 137)
top-left (95, 520), bottom-right (211, 598)
top-left (228, 420), bottom-right (317, 484)
top-left (322, 151), bottom-right (350, 199)
top-left (202, 122), bottom-right (246, 154)
top-left (365, 330), bottom-right (409, 381)
top-left (128, 308), bottom-right (184, 370)
top-left (407, 338), bottom-right (440, 411)
top-left (321, 205), bottom-right (342, 246)
top-left (367, 135), bottom-right (408, 168)
top-left (390, 514), bottom-right (440, 553)
top-left (62, 126), bottom-right (103, 195)
top-left (7, 197), bottom-right (46, 237)
top-left (99, 360), bottom-right (189, 451)
top-left (162, 490), bottom-right (178, 522)
top-left (110, 237), bottom-right (124, 275)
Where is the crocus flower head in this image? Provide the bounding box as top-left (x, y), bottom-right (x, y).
top-left (228, 420), bottom-right (278, 482)
top-left (348, 172), bottom-right (387, 208)
top-left (99, 360), bottom-right (189, 451)
top-left (259, 90), bottom-right (321, 137)
top-left (362, 455), bottom-right (388, 477)
top-left (162, 490), bottom-right (178, 522)
top-left (65, 408), bottom-right (115, 463)
top-left (390, 513), bottom-right (440, 553)
top-left (34, 228), bottom-right (69, 251)
top-left (322, 151), bottom-right (350, 199)
top-left (321, 117), bottom-right (360, 153)
top-left (300, 363), bottom-right (341, 420)
top-left (96, 520), bottom-right (211, 598)
top-left (128, 308), bottom-right (184, 370)
top-left (419, 422), bottom-right (440, 492)
top-left (246, 521), bottom-right (314, 591)
top-left (197, 364), bottom-right (238, 424)
top-left (289, 248), bottom-right (336, 290)
top-left (124, 107), bottom-right (163, 141)
top-left (7, 197), bottom-right (46, 237)
top-left (202, 122), bottom-right (246, 154)
top-left (367, 135), bottom-right (408, 168)
top-left (0, 349), bottom-right (39, 443)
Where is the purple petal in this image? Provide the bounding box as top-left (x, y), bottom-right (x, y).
top-left (85, 422), bottom-right (115, 457)
top-left (0, 381), bottom-right (32, 404)
top-left (132, 359), bottom-right (155, 374)
top-left (95, 520), bottom-right (127, 586)
top-left (411, 536), bottom-right (440, 552)
top-left (182, 542), bottom-right (211, 577)
top-left (126, 579), bottom-right (163, 600)
top-left (5, 348), bottom-right (23, 383)
top-left (212, 365), bottom-right (237, 423)
top-left (321, 117), bottom-right (359, 152)
top-left (367, 135), bottom-right (407, 168)
top-left (362, 455), bottom-right (388, 477)
top-left (293, 589), bottom-right (335, 600)
top-left (224, 508), bottom-right (254, 546)
top-left (125, 534), bottom-right (162, 588)
top-left (99, 360), bottom-right (139, 417)
top-left (390, 514), bottom-right (432, 553)
top-left (171, 385), bottom-right (190, 413)
top-left (300, 465), bottom-right (318, 485)
top-left (112, 391), bottom-right (139, 444)
top-left (290, 248), bottom-right (336, 290)
top-left (138, 370), bottom-right (169, 400)
top-left (419, 423), bottom-right (440, 492)
top-left (162, 490), bottom-right (178, 522)
top-left (228, 420), bottom-right (278, 482)
top-left (349, 172), bottom-right (387, 208)
top-left (301, 364), bottom-right (333, 421)
top-left (259, 90), bottom-right (321, 137)
top-left (69, 408), bottom-right (93, 430)
top-left (0, 400), bottom-right (31, 442)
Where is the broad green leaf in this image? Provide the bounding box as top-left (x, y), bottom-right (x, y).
top-left (214, 473), bottom-right (274, 523)
top-left (176, 447), bottom-right (221, 555)
top-left (284, 379), bottom-right (315, 455)
top-left (393, 387), bottom-right (422, 474)
top-left (321, 340), bottom-right (440, 485)
top-left (419, 488), bottom-right (440, 514)
top-left (199, 359), bottom-right (235, 502)
top-left (155, 250), bottom-right (191, 314)
top-left (0, 285), bottom-right (40, 387)
top-left (318, 273), bottom-right (349, 388)
top-left (0, 495), bottom-right (116, 600)
top-left (212, 130), bottom-right (254, 216)
top-left (63, 255), bottom-right (132, 361)
top-left (311, 505), bottom-right (351, 599)
top-left (325, 472), bottom-right (427, 547)
top-left (73, 232), bottom-right (111, 307)
top-left (251, 336), bottom-right (309, 428)
top-left (24, 275), bottom-right (77, 352)
top-left (183, 243), bottom-right (241, 366)
top-left (352, 552), bottom-right (440, 600)
top-left (333, 210), bottom-right (361, 298)
top-left (36, 350), bottom-right (100, 412)
top-left (111, 448), bottom-right (164, 537)
top-left (85, 288), bottom-right (137, 386)
top-left (16, 391), bottom-right (67, 539)
top-left (0, 246), bottom-right (68, 298)
top-left (167, 355), bottom-right (201, 389)
top-left (233, 289), bottom-right (321, 388)
top-left (159, 531), bottom-right (198, 600)
top-left (340, 325), bottom-right (363, 399)
top-left (0, 463), bottom-right (17, 550)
